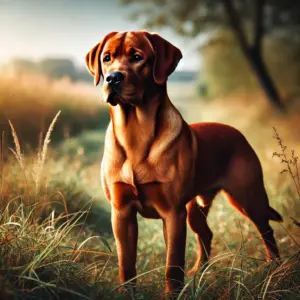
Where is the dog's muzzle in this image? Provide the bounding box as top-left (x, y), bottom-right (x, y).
top-left (105, 71), bottom-right (124, 106)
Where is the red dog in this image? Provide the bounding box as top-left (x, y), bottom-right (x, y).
top-left (85, 31), bottom-right (282, 295)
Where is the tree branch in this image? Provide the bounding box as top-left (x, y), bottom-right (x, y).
top-left (253, 0), bottom-right (266, 53)
top-left (221, 0), bottom-right (250, 55)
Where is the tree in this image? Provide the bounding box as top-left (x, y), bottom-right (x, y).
top-left (122, 0), bottom-right (300, 111)
top-left (37, 59), bottom-right (77, 81)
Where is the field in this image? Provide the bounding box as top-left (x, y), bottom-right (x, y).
top-left (0, 74), bottom-right (300, 299)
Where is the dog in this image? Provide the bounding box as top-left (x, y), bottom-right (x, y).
top-left (85, 31), bottom-right (282, 295)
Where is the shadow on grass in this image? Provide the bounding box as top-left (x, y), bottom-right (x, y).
top-left (53, 130), bottom-right (113, 235)
top-left (45, 184), bottom-right (113, 237)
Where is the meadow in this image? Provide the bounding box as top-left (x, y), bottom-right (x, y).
top-left (0, 74), bottom-right (300, 299)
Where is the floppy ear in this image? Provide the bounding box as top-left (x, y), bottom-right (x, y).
top-left (85, 32), bottom-right (118, 86)
top-left (145, 32), bottom-right (183, 85)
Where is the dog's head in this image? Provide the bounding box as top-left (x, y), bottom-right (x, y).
top-left (85, 31), bottom-right (182, 106)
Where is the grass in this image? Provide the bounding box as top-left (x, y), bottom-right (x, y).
top-left (0, 75), bottom-right (300, 299)
top-left (0, 73), bottom-right (109, 147)
top-left (0, 202), bottom-right (111, 299)
top-left (0, 113), bottom-right (115, 299)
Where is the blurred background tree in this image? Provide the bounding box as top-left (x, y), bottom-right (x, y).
top-left (121, 0), bottom-right (300, 111)
top-left (37, 58), bottom-right (77, 81)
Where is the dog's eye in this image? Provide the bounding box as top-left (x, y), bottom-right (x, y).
top-left (103, 55), bottom-right (111, 62)
top-left (132, 54), bottom-right (143, 62)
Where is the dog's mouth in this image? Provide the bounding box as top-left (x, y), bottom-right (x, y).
top-left (107, 91), bottom-right (119, 106)
top-left (106, 89), bottom-right (141, 107)
top-left (106, 90), bottom-right (130, 106)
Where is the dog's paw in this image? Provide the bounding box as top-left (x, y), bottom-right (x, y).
top-left (187, 267), bottom-right (198, 277)
top-left (117, 285), bottom-right (135, 298)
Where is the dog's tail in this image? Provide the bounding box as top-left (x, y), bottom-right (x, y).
top-left (268, 206), bottom-right (283, 222)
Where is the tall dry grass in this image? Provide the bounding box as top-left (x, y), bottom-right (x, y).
top-left (0, 81), bottom-right (300, 299)
top-left (33, 111), bottom-right (61, 198)
top-left (0, 73), bottom-right (109, 147)
top-left (0, 114), bottom-right (115, 299)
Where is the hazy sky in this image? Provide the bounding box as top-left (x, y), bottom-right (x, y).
top-left (1, 0), bottom-right (201, 70)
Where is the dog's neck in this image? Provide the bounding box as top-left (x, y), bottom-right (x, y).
top-left (108, 87), bottom-right (183, 164)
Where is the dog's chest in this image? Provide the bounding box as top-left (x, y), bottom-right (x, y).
top-left (102, 120), bottom-right (179, 186)
top-left (119, 158), bottom-right (176, 185)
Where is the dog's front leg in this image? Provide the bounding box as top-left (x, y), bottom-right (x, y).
top-left (163, 209), bottom-right (187, 294)
top-left (111, 183), bottom-right (138, 293)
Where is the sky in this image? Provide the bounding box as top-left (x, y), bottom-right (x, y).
top-left (0, 0), bottom-right (202, 71)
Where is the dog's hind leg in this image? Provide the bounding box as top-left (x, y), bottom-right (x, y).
top-left (222, 145), bottom-right (282, 261)
top-left (223, 181), bottom-right (282, 261)
top-left (186, 190), bottom-right (218, 276)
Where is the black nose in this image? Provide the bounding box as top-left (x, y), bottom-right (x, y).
top-left (105, 71), bottom-right (124, 86)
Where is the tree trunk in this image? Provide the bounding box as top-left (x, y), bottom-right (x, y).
top-left (222, 0), bottom-right (285, 112)
top-left (246, 49), bottom-right (285, 112)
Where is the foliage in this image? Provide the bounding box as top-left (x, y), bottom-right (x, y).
top-left (121, 0), bottom-right (300, 38)
top-left (0, 74), bottom-right (109, 147)
top-left (38, 59), bottom-right (77, 81)
top-left (200, 30), bottom-right (300, 97)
